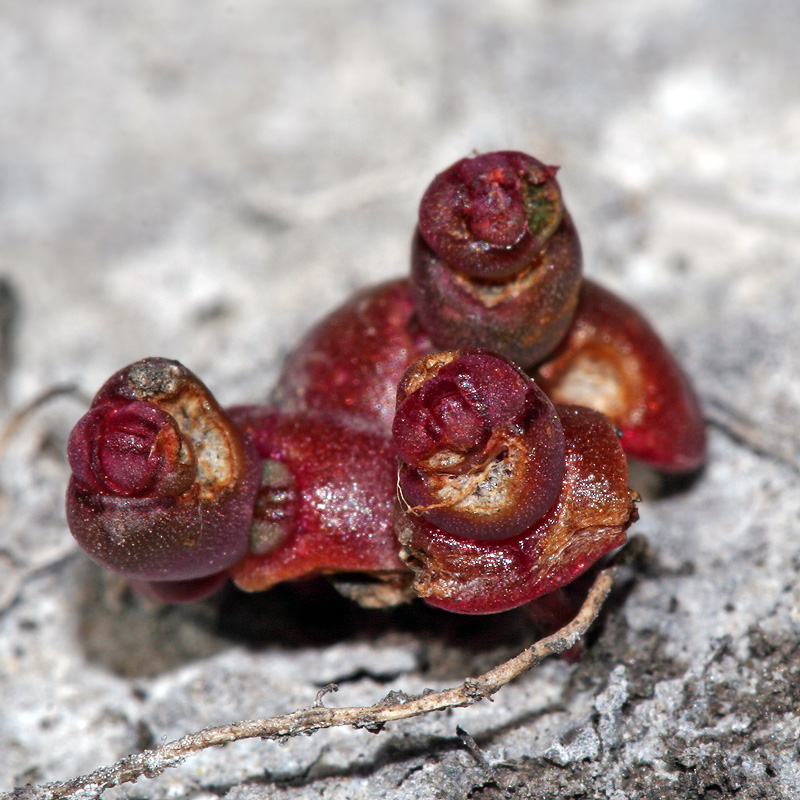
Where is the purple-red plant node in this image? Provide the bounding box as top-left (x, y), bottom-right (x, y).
top-left (536, 280), bottom-right (707, 473)
top-left (68, 399), bottom-right (194, 498)
top-left (393, 349), bottom-right (565, 541)
top-left (418, 151), bottom-right (563, 280)
top-left (66, 358), bottom-right (261, 583)
top-left (395, 404), bottom-right (638, 615)
top-left (412, 151), bottom-right (583, 368)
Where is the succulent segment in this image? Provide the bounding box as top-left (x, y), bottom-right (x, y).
top-left (393, 349), bottom-right (565, 541)
top-left (66, 358), bottom-right (261, 582)
top-left (394, 405), bottom-right (638, 614)
top-left (228, 408), bottom-right (408, 594)
top-left (537, 280), bottom-right (706, 472)
top-left (412, 151), bottom-right (582, 368)
top-left (271, 280), bottom-right (432, 430)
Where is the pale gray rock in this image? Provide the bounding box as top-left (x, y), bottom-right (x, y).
top-left (1, 1), bottom-right (799, 798)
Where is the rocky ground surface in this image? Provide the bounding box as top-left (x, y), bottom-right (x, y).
top-left (1, 1), bottom-right (799, 798)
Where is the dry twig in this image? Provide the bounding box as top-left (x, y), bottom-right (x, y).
top-left (6, 562), bottom-right (620, 800)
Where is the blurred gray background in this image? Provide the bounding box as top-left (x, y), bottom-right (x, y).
top-left (1, 1), bottom-right (799, 798)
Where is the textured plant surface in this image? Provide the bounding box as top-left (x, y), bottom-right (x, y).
top-left (393, 348), bottom-right (566, 542)
top-left (66, 358), bottom-right (261, 586)
top-left (412, 151), bottom-right (583, 368)
top-left (536, 280), bottom-right (706, 472)
top-left (396, 403), bottom-right (636, 614)
top-left (62, 152), bottom-right (700, 616)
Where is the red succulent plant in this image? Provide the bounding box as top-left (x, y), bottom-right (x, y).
top-left (64, 149), bottom-right (705, 620)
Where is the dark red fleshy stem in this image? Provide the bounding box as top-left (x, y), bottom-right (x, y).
top-left (412, 151), bottom-right (582, 368)
top-left (66, 358), bottom-right (261, 582)
top-left (271, 279), bottom-right (433, 431)
top-left (129, 571), bottom-right (231, 604)
top-left (394, 404), bottom-right (638, 614)
top-left (536, 280), bottom-right (707, 473)
top-left (393, 349), bottom-right (565, 541)
top-left (228, 407), bottom-right (408, 594)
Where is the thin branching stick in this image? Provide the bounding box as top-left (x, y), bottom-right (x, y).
top-left (7, 562), bottom-right (619, 800)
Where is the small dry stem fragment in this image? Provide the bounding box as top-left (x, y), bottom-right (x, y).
top-left (11, 559), bottom-right (622, 800)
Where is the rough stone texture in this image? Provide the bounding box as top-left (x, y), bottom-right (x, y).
top-left (1, 1), bottom-right (799, 798)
